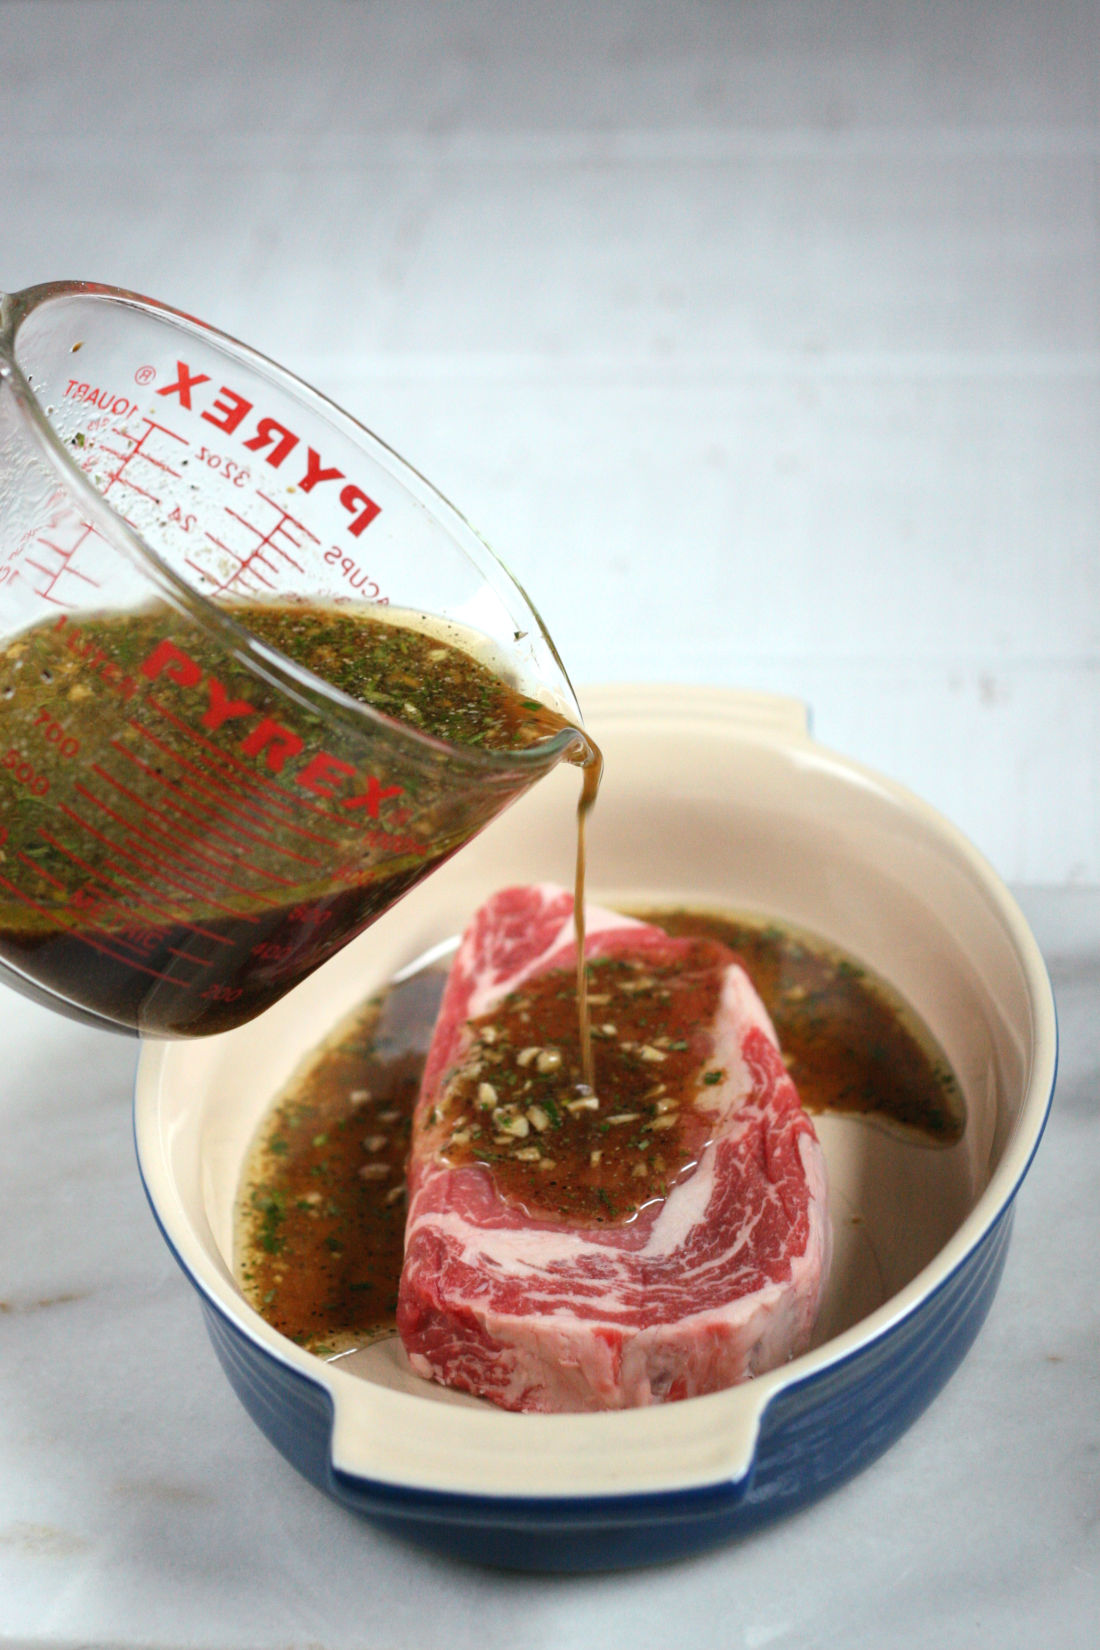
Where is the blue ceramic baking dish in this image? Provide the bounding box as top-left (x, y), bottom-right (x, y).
top-left (135, 686), bottom-right (1057, 1570)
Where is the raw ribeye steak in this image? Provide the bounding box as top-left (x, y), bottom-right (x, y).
top-left (397, 884), bottom-right (831, 1412)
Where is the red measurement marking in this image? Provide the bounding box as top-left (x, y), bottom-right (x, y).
top-left (37, 824), bottom-right (248, 934)
top-left (115, 728), bottom-right (314, 887)
top-left (91, 757), bottom-right (319, 880)
top-left (141, 696), bottom-right (347, 831)
top-left (129, 711), bottom-right (291, 831)
top-left (55, 802), bottom-right (257, 920)
top-left (93, 416), bottom-right (187, 509)
top-left (188, 490), bottom-right (317, 598)
top-left (0, 870), bottom-right (193, 983)
top-left (138, 698), bottom-right (341, 835)
top-left (110, 741), bottom-right (276, 849)
top-left (84, 924), bottom-right (181, 970)
top-left (28, 828), bottom-right (234, 948)
top-left (101, 741), bottom-right (326, 870)
top-left (72, 779), bottom-right (292, 896)
top-left (75, 777), bottom-right (252, 888)
top-left (59, 795), bottom-right (240, 908)
top-left (24, 519), bottom-right (104, 609)
top-left (122, 736), bottom-right (324, 880)
top-left (14, 850), bottom-right (68, 892)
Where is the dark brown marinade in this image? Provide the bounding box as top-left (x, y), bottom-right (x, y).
top-left (236, 965), bottom-right (446, 1354)
top-left (632, 909), bottom-right (965, 1145)
top-left (236, 908), bottom-right (965, 1355)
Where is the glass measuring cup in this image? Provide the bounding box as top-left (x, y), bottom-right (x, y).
top-left (0, 281), bottom-right (586, 1036)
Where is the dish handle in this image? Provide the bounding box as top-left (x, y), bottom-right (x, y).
top-left (325, 1362), bottom-right (773, 1510)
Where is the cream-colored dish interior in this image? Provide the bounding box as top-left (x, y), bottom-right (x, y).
top-left (136, 685), bottom-right (1053, 1498)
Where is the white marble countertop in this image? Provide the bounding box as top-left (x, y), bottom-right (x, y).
top-left (1, 1), bottom-right (1098, 1642)
top-left (0, 885), bottom-right (1096, 1649)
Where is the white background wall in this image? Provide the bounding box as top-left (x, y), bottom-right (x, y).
top-left (2, 0), bottom-right (1097, 884)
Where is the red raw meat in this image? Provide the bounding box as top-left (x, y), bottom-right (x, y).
top-left (397, 884), bottom-right (831, 1412)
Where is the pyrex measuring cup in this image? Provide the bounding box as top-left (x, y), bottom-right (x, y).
top-left (0, 281), bottom-right (584, 1037)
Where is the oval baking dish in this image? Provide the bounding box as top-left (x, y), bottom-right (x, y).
top-left (135, 685), bottom-right (1057, 1571)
